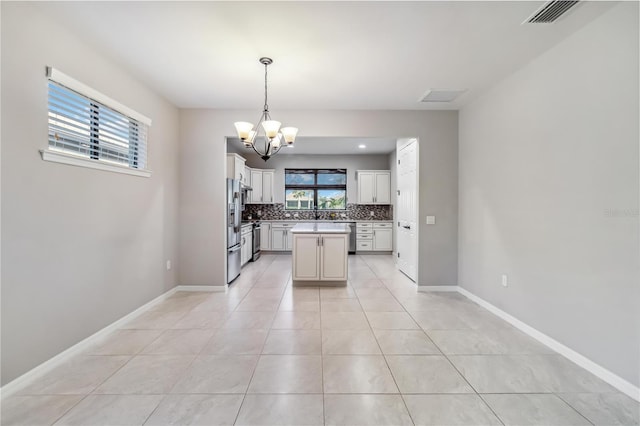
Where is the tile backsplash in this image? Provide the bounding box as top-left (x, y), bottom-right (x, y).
top-left (244, 203), bottom-right (392, 221)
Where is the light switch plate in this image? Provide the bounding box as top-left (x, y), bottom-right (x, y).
top-left (426, 215), bottom-right (436, 225)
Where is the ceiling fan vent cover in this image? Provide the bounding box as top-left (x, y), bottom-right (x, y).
top-left (525, 0), bottom-right (580, 24)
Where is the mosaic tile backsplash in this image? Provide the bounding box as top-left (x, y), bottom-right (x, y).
top-left (244, 203), bottom-right (392, 221)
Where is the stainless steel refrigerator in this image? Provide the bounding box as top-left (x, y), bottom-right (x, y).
top-left (227, 178), bottom-right (242, 283)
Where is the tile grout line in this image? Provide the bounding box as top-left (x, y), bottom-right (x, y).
top-left (356, 254), bottom-right (416, 426)
top-left (553, 392), bottom-right (597, 426)
top-left (141, 259), bottom-right (278, 426)
top-left (231, 254), bottom-right (282, 425)
top-left (362, 254), bottom-right (506, 426)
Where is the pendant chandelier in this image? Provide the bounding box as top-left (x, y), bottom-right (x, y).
top-left (234, 57), bottom-right (298, 162)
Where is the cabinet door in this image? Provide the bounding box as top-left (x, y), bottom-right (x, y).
top-left (262, 170), bottom-right (274, 204)
top-left (260, 223), bottom-right (271, 250)
top-left (271, 229), bottom-right (285, 251)
top-left (320, 234), bottom-right (348, 280)
top-left (243, 166), bottom-right (251, 187)
top-left (246, 232), bottom-right (253, 262)
top-left (285, 229), bottom-right (294, 250)
top-left (241, 234), bottom-right (248, 265)
top-left (374, 172), bottom-right (391, 204)
top-left (235, 157), bottom-right (245, 182)
top-left (357, 172), bottom-right (375, 204)
top-left (292, 234), bottom-right (320, 280)
top-left (373, 228), bottom-right (393, 251)
top-left (251, 170), bottom-right (263, 203)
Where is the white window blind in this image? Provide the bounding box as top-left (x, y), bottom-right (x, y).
top-left (46, 67), bottom-right (151, 173)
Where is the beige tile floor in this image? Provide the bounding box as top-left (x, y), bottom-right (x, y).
top-left (2, 254), bottom-right (639, 425)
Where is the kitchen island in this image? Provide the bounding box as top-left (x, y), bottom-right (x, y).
top-left (290, 223), bottom-right (350, 285)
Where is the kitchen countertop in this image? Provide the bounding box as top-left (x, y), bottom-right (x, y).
top-left (256, 219), bottom-right (392, 223)
top-left (290, 223), bottom-right (352, 234)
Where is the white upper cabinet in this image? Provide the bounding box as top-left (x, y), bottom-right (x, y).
top-left (250, 169), bottom-right (263, 203)
top-left (243, 165), bottom-right (251, 187)
top-left (357, 170), bottom-right (391, 204)
top-left (262, 170), bottom-right (274, 204)
top-left (247, 169), bottom-right (275, 204)
top-left (226, 153), bottom-right (246, 182)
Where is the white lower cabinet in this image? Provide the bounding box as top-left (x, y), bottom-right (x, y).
top-left (260, 222), bottom-right (271, 250)
top-left (292, 234), bottom-right (320, 279)
top-left (292, 233), bottom-right (348, 281)
top-left (241, 225), bottom-right (253, 266)
top-left (373, 227), bottom-right (393, 251)
top-left (271, 223), bottom-right (295, 251)
top-left (357, 222), bottom-right (393, 252)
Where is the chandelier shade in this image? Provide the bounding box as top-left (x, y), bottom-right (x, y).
top-left (234, 57), bottom-right (298, 161)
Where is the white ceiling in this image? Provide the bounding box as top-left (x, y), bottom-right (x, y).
top-left (35, 1), bottom-right (614, 111)
top-left (227, 137), bottom-right (397, 156)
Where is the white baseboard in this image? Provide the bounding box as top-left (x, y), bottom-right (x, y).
top-left (457, 286), bottom-right (640, 402)
top-left (175, 285), bottom-right (226, 292)
top-left (418, 285), bottom-right (459, 292)
top-left (0, 286), bottom-right (183, 399)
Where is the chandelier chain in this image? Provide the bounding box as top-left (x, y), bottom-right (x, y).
top-left (263, 62), bottom-right (269, 113)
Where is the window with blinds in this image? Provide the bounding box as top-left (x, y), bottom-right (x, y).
top-left (285, 169), bottom-right (347, 210)
top-left (45, 68), bottom-right (151, 173)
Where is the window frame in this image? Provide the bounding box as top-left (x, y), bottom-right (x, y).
top-left (284, 168), bottom-right (347, 211)
top-left (42, 67), bottom-right (152, 178)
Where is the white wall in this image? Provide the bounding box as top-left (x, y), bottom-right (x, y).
top-left (459, 2), bottom-right (639, 387)
top-left (180, 110), bottom-right (458, 288)
top-left (1, 3), bottom-right (181, 385)
top-left (236, 151), bottom-right (390, 204)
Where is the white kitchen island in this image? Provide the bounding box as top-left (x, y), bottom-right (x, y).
top-left (290, 223), bottom-right (350, 285)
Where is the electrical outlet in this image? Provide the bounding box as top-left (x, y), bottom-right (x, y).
top-left (166, 260), bottom-right (171, 271)
top-left (426, 215), bottom-right (436, 225)
top-left (501, 274), bottom-right (508, 287)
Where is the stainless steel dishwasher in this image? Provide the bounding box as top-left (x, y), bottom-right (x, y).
top-left (348, 222), bottom-right (356, 254)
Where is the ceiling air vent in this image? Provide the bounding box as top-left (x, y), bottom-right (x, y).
top-left (419, 89), bottom-right (466, 103)
top-left (525, 0), bottom-right (580, 24)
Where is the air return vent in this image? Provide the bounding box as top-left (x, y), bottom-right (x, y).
top-left (419, 89), bottom-right (466, 103)
top-left (525, 0), bottom-right (579, 24)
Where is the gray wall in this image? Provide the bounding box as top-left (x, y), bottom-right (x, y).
top-left (1, 3), bottom-right (181, 385)
top-left (180, 110), bottom-right (458, 287)
top-left (235, 151), bottom-right (391, 204)
top-left (458, 3), bottom-right (639, 387)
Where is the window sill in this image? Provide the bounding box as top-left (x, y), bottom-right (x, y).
top-left (40, 149), bottom-right (152, 178)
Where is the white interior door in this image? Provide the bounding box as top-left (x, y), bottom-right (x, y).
top-left (397, 139), bottom-right (418, 281)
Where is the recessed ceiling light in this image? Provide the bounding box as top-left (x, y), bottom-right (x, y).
top-left (287, 144), bottom-right (294, 148)
top-left (358, 144), bottom-right (366, 149)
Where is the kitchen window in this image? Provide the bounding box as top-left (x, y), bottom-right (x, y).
top-left (42, 67), bottom-right (152, 177)
top-left (285, 169), bottom-right (347, 210)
